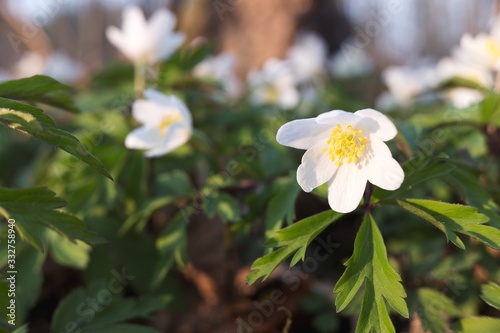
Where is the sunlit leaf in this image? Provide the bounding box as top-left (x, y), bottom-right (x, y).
top-left (0, 75), bottom-right (79, 112)
top-left (393, 199), bottom-right (500, 250)
top-left (0, 187), bottom-right (105, 252)
top-left (334, 214), bottom-right (408, 333)
top-left (247, 210), bottom-right (342, 285)
top-left (0, 98), bottom-right (112, 179)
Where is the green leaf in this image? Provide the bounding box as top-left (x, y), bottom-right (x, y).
top-left (438, 76), bottom-right (491, 94)
top-left (446, 164), bottom-right (500, 228)
top-left (204, 192), bottom-right (240, 222)
top-left (453, 317), bottom-right (500, 333)
top-left (0, 98), bottom-right (112, 179)
top-left (51, 280), bottom-right (165, 333)
top-left (411, 288), bottom-right (461, 333)
top-left (247, 210), bottom-right (342, 285)
top-left (151, 209), bottom-right (191, 288)
top-left (0, 187), bottom-right (105, 252)
top-left (393, 199), bottom-right (500, 250)
top-left (480, 93), bottom-right (500, 125)
top-left (0, 75), bottom-right (79, 112)
top-left (481, 282), bottom-right (500, 310)
top-left (334, 214), bottom-right (408, 333)
top-left (373, 156), bottom-right (455, 202)
top-left (119, 196), bottom-right (178, 234)
top-left (45, 228), bottom-right (91, 269)
top-left (266, 175), bottom-right (301, 232)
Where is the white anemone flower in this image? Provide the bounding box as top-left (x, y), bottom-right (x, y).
top-left (247, 58), bottom-right (299, 109)
top-left (11, 52), bottom-right (84, 83)
top-left (125, 89), bottom-right (192, 157)
top-left (287, 32), bottom-right (328, 84)
top-left (436, 57), bottom-right (493, 108)
top-left (106, 6), bottom-right (185, 65)
top-left (277, 109), bottom-right (404, 213)
top-left (193, 53), bottom-right (242, 99)
top-left (328, 46), bottom-right (374, 78)
top-left (454, 26), bottom-right (500, 71)
top-left (381, 65), bottom-right (437, 107)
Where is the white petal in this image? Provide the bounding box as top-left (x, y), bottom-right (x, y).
top-left (297, 145), bottom-right (337, 192)
top-left (121, 6), bottom-right (149, 60)
top-left (316, 110), bottom-right (360, 126)
top-left (106, 27), bottom-right (132, 58)
top-left (152, 33), bottom-right (185, 63)
top-left (276, 118), bottom-right (331, 150)
top-left (122, 6), bottom-right (148, 38)
top-left (144, 125), bottom-right (192, 157)
top-left (278, 86), bottom-right (299, 109)
top-left (132, 99), bottom-right (168, 125)
top-left (355, 108), bottom-right (397, 141)
top-left (144, 89), bottom-right (192, 125)
top-left (327, 164), bottom-right (367, 213)
top-left (366, 136), bottom-right (404, 190)
top-left (125, 126), bottom-right (162, 150)
top-left (149, 8), bottom-right (176, 37)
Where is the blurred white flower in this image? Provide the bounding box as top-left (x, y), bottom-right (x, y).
top-left (193, 53), bottom-right (242, 99)
top-left (125, 89), bottom-right (192, 157)
top-left (247, 58), bottom-right (299, 109)
top-left (329, 46), bottom-right (374, 78)
top-left (12, 52), bottom-right (45, 79)
top-left (106, 6), bottom-right (185, 65)
top-left (43, 52), bottom-right (85, 83)
top-left (11, 52), bottom-right (84, 84)
top-left (441, 88), bottom-right (485, 109)
top-left (454, 25), bottom-right (500, 71)
top-left (436, 57), bottom-right (493, 88)
top-left (379, 65), bottom-right (437, 107)
top-left (436, 57), bottom-right (493, 108)
top-left (277, 109), bottom-right (404, 213)
top-left (287, 32), bottom-right (328, 84)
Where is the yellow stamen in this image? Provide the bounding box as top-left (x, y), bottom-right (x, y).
top-left (485, 38), bottom-right (500, 59)
top-left (324, 124), bottom-right (369, 166)
top-left (264, 86), bottom-right (279, 104)
top-left (158, 114), bottom-right (181, 136)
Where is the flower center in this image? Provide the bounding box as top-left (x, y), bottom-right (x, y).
top-left (158, 114), bottom-right (181, 136)
top-left (486, 38), bottom-right (500, 59)
top-left (325, 124), bottom-right (368, 166)
top-left (264, 86), bottom-right (280, 104)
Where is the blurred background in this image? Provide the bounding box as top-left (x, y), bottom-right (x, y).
top-left (0, 0), bottom-right (498, 79)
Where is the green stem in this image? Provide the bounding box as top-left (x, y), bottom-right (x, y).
top-left (134, 62), bottom-right (146, 98)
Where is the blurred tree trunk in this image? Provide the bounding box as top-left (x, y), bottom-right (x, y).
top-left (217, 0), bottom-right (312, 75)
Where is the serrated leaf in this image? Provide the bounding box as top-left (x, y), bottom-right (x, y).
top-left (334, 214), bottom-right (408, 333)
top-left (453, 317), bottom-right (500, 333)
top-left (411, 288), bottom-right (461, 333)
top-left (393, 199), bottom-right (500, 250)
top-left (481, 282), bottom-right (500, 310)
top-left (0, 187), bottom-right (105, 252)
top-left (0, 98), bottom-right (112, 179)
top-left (266, 175), bottom-right (301, 231)
top-left (246, 210), bottom-right (342, 285)
top-left (0, 75), bottom-right (79, 112)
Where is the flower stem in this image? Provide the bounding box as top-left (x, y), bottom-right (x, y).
top-left (134, 62), bottom-right (146, 98)
top-left (363, 183), bottom-right (374, 212)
